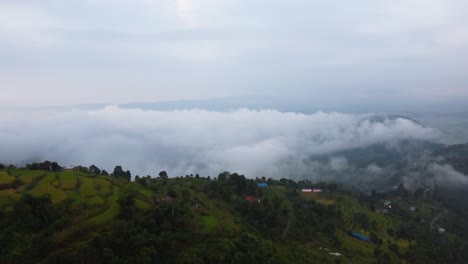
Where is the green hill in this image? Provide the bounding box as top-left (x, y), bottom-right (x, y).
top-left (0, 167), bottom-right (466, 263)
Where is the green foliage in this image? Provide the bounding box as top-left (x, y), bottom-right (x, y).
top-left (0, 167), bottom-right (465, 264)
top-left (88, 165), bottom-right (101, 176)
top-left (112, 166), bottom-right (131, 181)
top-left (0, 171), bottom-right (15, 185)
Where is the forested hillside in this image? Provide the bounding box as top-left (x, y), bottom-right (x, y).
top-left (0, 163), bottom-right (466, 263)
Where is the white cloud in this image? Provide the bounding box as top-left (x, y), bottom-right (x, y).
top-left (0, 107), bottom-right (439, 178)
top-left (429, 163), bottom-right (468, 186)
top-left (175, 0), bottom-right (198, 28)
top-left (328, 157), bottom-right (349, 172)
top-left (1, 0), bottom-right (468, 109)
top-left (0, 3), bottom-right (63, 47)
top-left (367, 163), bottom-right (383, 174)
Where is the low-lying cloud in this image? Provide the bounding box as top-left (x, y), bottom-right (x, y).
top-left (429, 163), bottom-right (468, 186)
top-left (0, 106), bottom-right (439, 179)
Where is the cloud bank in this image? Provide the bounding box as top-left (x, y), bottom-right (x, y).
top-left (0, 107), bottom-right (439, 179)
top-left (429, 163), bottom-right (468, 186)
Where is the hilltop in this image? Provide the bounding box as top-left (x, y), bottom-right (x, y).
top-left (0, 164), bottom-right (467, 263)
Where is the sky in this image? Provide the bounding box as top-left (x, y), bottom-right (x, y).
top-left (1, 0), bottom-right (468, 111)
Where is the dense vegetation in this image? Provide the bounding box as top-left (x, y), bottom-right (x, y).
top-left (0, 162), bottom-right (467, 263)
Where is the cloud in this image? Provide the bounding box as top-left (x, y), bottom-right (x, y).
top-left (1, 1), bottom-right (468, 108)
top-left (328, 157), bottom-right (349, 172)
top-left (429, 163), bottom-right (468, 186)
top-left (175, 0), bottom-right (198, 28)
top-left (0, 3), bottom-right (63, 47)
top-left (0, 107), bottom-right (439, 179)
top-left (367, 163), bottom-right (382, 174)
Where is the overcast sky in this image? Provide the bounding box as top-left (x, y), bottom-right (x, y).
top-left (1, 0), bottom-right (468, 110)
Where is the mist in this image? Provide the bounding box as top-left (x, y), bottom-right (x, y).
top-left (0, 106), bottom-right (442, 181)
top-left (429, 163), bottom-right (468, 186)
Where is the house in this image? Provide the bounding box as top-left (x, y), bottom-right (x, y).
top-left (63, 166), bottom-right (76, 171)
top-left (438, 228), bottom-right (446, 234)
top-left (155, 196), bottom-right (174, 204)
top-left (302, 189), bottom-right (312, 192)
top-left (352, 232), bottom-right (371, 242)
top-left (245, 195), bottom-right (256, 202)
top-left (383, 200), bottom-right (392, 208)
top-left (257, 183), bottom-right (269, 188)
top-left (409, 206), bottom-right (416, 211)
top-left (376, 208), bottom-right (388, 214)
top-left (329, 252), bottom-right (342, 257)
top-left (312, 188), bottom-right (322, 193)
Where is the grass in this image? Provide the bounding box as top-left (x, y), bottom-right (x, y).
top-left (85, 187), bottom-right (120, 227)
top-left (0, 189), bottom-right (21, 209)
top-left (135, 198), bottom-right (151, 209)
top-left (0, 171), bottom-right (16, 185)
top-left (66, 190), bottom-right (86, 208)
top-left (337, 230), bottom-right (374, 255)
top-left (9, 170), bottom-right (44, 184)
top-left (79, 176), bottom-right (99, 197)
top-left (200, 215), bottom-right (218, 233)
top-left (29, 184), bottom-right (68, 204)
top-left (86, 196), bottom-right (105, 206)
top-left (0, 188), bottom-right (19, 198)
top-left (38, 172), bottom-right (57, 185)
top-left (316, 198), bottom-right (335, 205)
top-left (95, 179), bottom-right (112, 196)
top-left (57, 171), bottom-right (78, 190)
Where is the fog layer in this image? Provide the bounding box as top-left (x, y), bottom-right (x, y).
top-left (0, 106), bottom-right (440, 179)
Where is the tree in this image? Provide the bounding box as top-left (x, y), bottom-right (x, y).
top-left (389, 243), bottom-right (399, 254)
top-left (126, 170), bottom-right (131, 181)
top-left (167, 188), bottom-right (177, 198)
top-left (159, 171), bottom-right (168, 178)
top-left (354, 212), bottom-right (369, 229)
top-left (327, 183), bottom-right (338, 192)
top-left (50, 162), bottom-right (62, 172)
top-left (89, 165), bottom-right (101, 176)
top-left (159, 171), bottom-right (168, 184)
top-left (101, 170), bottom-right (109, 176)
top-left (118, 191), bottom-right (135, 220)
top-left (112, 166), bottom-right (130, 181)
top-left (218, 171), bottom-right (230, 181)
top-left (0, 163), bottom-right (5, 170)
top-left (113, 166), bottom-right (124, 177)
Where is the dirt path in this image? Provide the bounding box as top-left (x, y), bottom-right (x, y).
top-left (430, 209), bottom-right (448, 230)
top-left (282, 217), bottom-right (292, 240)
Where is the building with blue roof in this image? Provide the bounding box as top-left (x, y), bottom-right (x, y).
top-left (257, 183), bottom-right (269, 188)
top-left (352, 232), bottom-right (371, 242)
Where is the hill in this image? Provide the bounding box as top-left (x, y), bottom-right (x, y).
top-left (0, 166), bottom-right (467, 263)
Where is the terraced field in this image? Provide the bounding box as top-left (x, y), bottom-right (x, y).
top-left (0, 169), bottom-right (154, 245)
top-left (0, 171), bottom-right (15, 186)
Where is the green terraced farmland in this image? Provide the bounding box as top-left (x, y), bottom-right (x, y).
top-left (0, 171), bottom-right (15, 185)
top-left (12, 170), bottom-right (45, 184)
top-left (0, 167), bottom-right (464, 264)
top-left (78, 176), bottom-right (100, 197)
top-left (86, 195), bottom-right (105, 206)
top-left (29, 183), bottom-right (68, 204)
top-left (57, 171), bottom-right (78, 190)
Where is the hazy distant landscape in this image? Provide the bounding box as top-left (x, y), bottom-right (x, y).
top-left (1, 0), bottom-right (468, 263)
